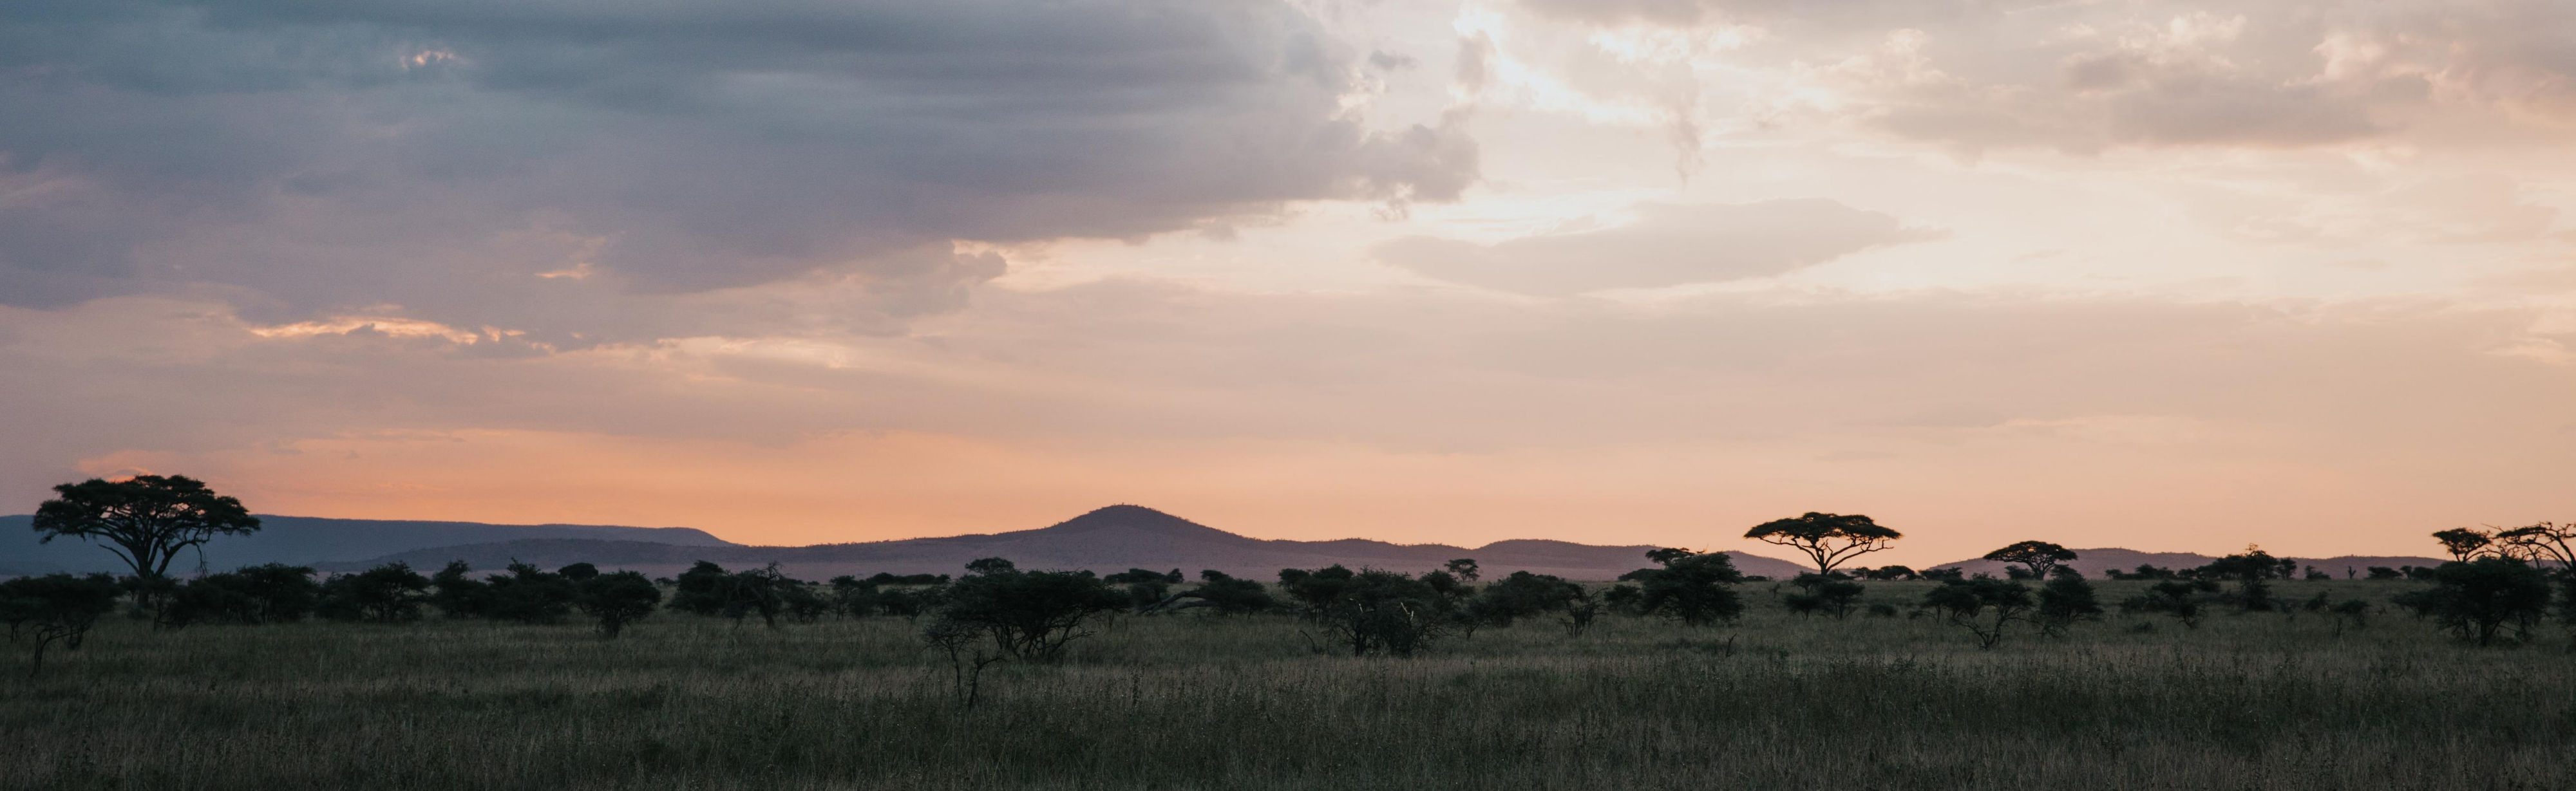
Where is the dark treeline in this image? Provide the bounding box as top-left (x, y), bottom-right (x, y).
top-left (10, 477), bottom-right (2576, 678)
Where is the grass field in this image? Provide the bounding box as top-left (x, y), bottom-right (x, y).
top-left (7, 579), bottom-right (2570, 791)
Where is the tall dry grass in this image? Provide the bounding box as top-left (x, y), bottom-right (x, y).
top-left (5, 580), bottom-right (2567, 790)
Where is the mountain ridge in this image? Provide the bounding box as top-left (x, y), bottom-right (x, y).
top-left (0, 514), bottom-right (732, 577)
top-left (308, 505), bottom-right (1817, 580)
top-left (6, 505), bottom-right (2450, 582)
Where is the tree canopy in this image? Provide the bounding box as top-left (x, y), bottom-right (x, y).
top-left (2392, 558), bottom-right (2552, 646)
top-left (2431, 528), bottom-right (2494, 562)
top-left (1631, 550), bottom-right (1745, 626)
top-left (32, 475), bottom-right (261, 579)
top-left (1982, 541), bottom-right (2078, 582)
top-left (1744, 512), bottom-right (1900, 573)
top-left (0, 572), bottom-right (122, 677)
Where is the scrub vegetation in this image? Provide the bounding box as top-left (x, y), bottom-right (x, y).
top-left (11, 481), bottom-right (2573, 790)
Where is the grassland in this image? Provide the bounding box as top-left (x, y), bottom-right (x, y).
top-left (6, 579), bottom-right (2570, 791)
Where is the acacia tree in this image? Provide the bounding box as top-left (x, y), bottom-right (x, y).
top-left (1783, 573), bottom-right (1864, 619)
top-left (2494, 522), bottom-right (2572, 570)
top-left (1, 573), bottom-right (122, 678)
top-left (2431, 528), bottom-right (2495, 562)
top-left (1313, 570), bottom-right (1448, 657)
top-left (2195, 549), bottom-right (2286, 611)
top-left (1745, 512), bottom-right (1900, 574)
top-left (1924, 578), bottom-right (2032, 649)
top-left (1137, 570), bottom-right (1276, 616)
top-left (32, 476), bottom-right (261, 581)
top-left (2034, 575), bottom-right (2103, 637)
top-left (2122, 579), bottom-right (2217, 629)
top-left (575, 571), bottom-right (661, 638)
top-left (2392, 558), bottom-right (2551, 646)
top-left (1983, 541), bottom-right (2078, 583)
top-left (1629, 550), bottom-right (1746, 626)
top-left (317, 563), bottom-right (431, 623)
top-left (933, 561), bottom-right (1126, 660)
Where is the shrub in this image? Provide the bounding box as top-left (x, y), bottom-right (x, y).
top-left (0, 573), bottom-right (122, 677)
top-left (1629, 551), bottom-right (1745, 626)
top-left (1924, 578), bottom-right (2032, 649)
top-left (163, 563), bottom-right (320, 626)
top-left (2034, 577), bottom-right (2103, 637)
top-left (1310, 569), bottom-right (1447, 657)
top-left (1782, 573), bottom-right (1864, 619)
top-left (429, 561), bottom-right (493, 619)
top-left (317, 563), bottom-right (430, 623)
top-left (484, 562), bottom-right (578, 624)
top-left (2391, 559), bottom-right (2552, 646)
top-left (933, 563), bottom-right (1127, 660)
top-left (574, 571), bottom-right (661, 638)
top-left (2122, 579), bottom-right (2218, 629)
top-left (1466, 571), bottom-right (1579, 628)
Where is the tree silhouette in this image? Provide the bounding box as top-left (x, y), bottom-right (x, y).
top-left (1982, 541), bottom-right (2078, 583)
top-left (430, 561), bottom-right (493, 618)
top-left (1309, 569), bottom-right (1448, 657)
top-left (827, 575), bottom-right (884, 617)
top-left (0, 573), bottom-right (121, 678)
top-left (1443, 558), bottom-right (1481, 582)
top-left (2494, 523), bottom-right (2572, 570)
top-left (669, 561), bottom-right (733, 615)
top-left (2034, 575), bottom-right (2102, 637)
top-left (1278, 565), bottom-right (1358, 620)
top-left (575, 571), bottom-right (661, 638)
top-left (162, 563), bottom-right (319, 626)
top-left (2121, 579), bottom-right (2217, 628)
top-left (485, 561), bottom-right (578, 624)
top-left (1556, 584), bottom-right (1602, 637)
top-left (934, 561), bottom-right (1126, 660)
top-left (316, 563), bottom-right (430, 623)
top-left (1137, 571), bottom-right (1275, 616)
top-left (1631, 550), bottom-right (1745, 626)
top-left (1782, 573), bottom-right (1864, 619)
top-left (1464, 571), bottom-right (1578, 628)
top-left (2431, 528), bottom-right (2494, 562)
top-left (2196, 549), bottom-right (2287, 611)
top-left (714, 564), bottom-right (806, 628)
top-left (1744, 512), bottom-right (1901, 573)
top-left (920, 617), bottom-right (1007, 711)
top-left (32, 476), bottom-right (261, 581)
top-left (2392, 558), bottom-right (2551, 646)
top-left (1924, 578), bottom-right (2031, 649)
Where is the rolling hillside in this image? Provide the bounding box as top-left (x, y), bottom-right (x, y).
top-left (325, 505), bottom-right (1817, 580)
top-left (8, 505), bottom-right (2454, 582)
top-left (1926, 548), bottom-right (2448, 579)
top-left (0, 515), bottom-right (733, 577)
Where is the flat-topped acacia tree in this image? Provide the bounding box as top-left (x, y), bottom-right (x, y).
top-left (2431, 528), bottom-right (2494, 562)
top-left (32, 475), bottom-right (261, 581)
top-left (1745, 512), bottom-right (1901, 575)
top-left (1984, 541), bottom-right (2078, 581)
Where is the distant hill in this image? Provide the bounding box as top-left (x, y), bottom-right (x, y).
top-left (6, 505), bottom-right (2458, 583)
top-left (0, 514), bottom-right (733, 577)
top-left (1927, 548), bottom-right (2448, 579)
top-left (323, 505), bottom-right (1818, 581)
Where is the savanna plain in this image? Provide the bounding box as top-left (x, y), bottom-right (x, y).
top-left (8, 579), bottom-right (2568, 791)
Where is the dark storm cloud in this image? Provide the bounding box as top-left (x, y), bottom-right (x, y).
top-left (0, 0), bottom-right (1479, 319)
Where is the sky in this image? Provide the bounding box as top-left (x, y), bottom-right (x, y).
top-left (3, 0), bottom-right (2573, 564)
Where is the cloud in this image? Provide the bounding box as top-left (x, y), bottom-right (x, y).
top-left (0, 0), bottom-right (1479, 324)
top-left (1373, 200), bottom-right (1938, 295)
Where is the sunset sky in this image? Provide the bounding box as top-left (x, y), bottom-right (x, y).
top-left (4, 0), bottom-right (2573, 564)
